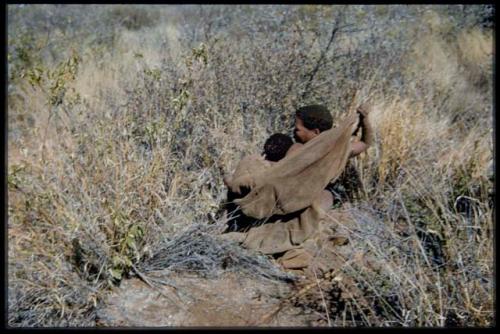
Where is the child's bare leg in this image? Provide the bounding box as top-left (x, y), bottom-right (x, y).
top-left (319, 189), bottom-right (333, 212)
top-left (320, 190), bottom-right (350, 245)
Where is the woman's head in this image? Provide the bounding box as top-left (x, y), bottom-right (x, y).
top-left (294, 105), bottom-right (333, 143)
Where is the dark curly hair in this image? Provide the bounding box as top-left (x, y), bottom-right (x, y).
top-left (295, 104), bottom-right (333, 132)
top-left (263, 133), bottom-right (294, 162)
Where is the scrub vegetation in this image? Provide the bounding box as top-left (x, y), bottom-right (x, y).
top-left (7, 4), bottom-right (494, 327)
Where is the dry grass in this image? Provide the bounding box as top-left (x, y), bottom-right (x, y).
top-left (7, 5), bottom-right (493, 327)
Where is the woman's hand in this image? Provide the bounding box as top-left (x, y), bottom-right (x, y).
top-left (229, 174), bottom-right (255, 195)
top-left (356, 103), bottom-right (372, 118)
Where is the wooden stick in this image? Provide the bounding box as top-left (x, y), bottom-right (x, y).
top-left (348, 89), bottom-right (359, 115)
top-left (131, 264), bottom-right (184, 307)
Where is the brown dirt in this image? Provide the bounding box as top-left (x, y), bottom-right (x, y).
top-left (96, 269), bottom-right (315, 327)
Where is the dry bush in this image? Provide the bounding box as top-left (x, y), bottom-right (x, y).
top-left (456, 28), bottom-right (493, 87)
top-left (7, 4), bottom-right (493, 327)
top-left (320, 197), bottom-right (493, 327)
top-left (107, 5), bottom-right (161, 31)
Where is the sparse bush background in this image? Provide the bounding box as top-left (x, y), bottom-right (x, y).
top-left (7, 4), bottom-right (494, 327)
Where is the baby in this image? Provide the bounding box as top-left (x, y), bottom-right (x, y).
top-left (223, 133), bottom-right (294, 231)
top-left (224, 133), bottom-right (294, 193)
top-left (262, 133), bottom-right (294, 163)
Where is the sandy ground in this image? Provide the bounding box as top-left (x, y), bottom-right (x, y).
top-left (96, 269), bottom-right (316, 327)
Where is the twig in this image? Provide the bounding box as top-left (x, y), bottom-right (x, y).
top-left (301, 24), bottom-right (339, 100)
top-left (313, 268), bottom-right (332, 326)
top-left (131, 264), bottom-right (183, 306)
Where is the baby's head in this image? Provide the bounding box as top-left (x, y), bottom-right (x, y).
top-left (263, 133), bottom-right (294, 162)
